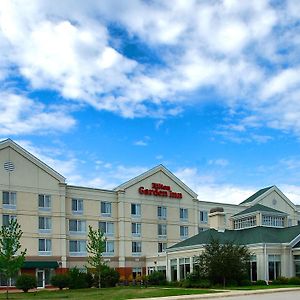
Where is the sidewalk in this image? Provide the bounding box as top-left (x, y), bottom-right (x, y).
top-left (131, 287), bottom-right (300, 300)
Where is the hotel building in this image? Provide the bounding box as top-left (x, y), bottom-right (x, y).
top-left (0, 139), bottom-right (300, 287)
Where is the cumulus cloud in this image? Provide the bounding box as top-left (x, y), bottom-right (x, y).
top-left (0, 0), bottom-right (300, 136)
top-left (0, 93), bottom-right (75, 135)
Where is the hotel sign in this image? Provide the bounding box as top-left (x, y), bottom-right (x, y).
top-left (138, 182), bottom-right (182, 199)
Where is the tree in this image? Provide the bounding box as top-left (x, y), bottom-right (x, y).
top-left (0, 219), bottom-right (27, 299)
top-left (194, 239), bottom-right (250, 287)
top-left (87, 225), bottom-right (106, 288)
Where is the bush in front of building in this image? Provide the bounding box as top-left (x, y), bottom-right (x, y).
top-left (254, 280), bottom-right (268, 286)
top-left (271, 276), bottom-right (289, 285)
top-left (94, 265), bottom-right (119, 287)
top-left (68, 267), bottom-right (89, 289)
top-left (147, 271), bottom-right (166, 286)
top-left (288, 277), bottom-right (300, 285)
top-left (15, 274), bottom-right (37, 292)
top-left (50, 274), bottom-right (69, 290)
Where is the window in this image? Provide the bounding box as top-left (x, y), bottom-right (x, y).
top-left (180, 208), bottom-right (188, 221)
top-left (132, 241), bottom-right (142, 253)
top-left (262, 215), bottom-right (284, 227)
top-left (69, 240), bottom-right (87, 256)
top-left (132, 223), bottom-right (141, 237)
top-left (268, 255), bottom-right (281, 280)
top-left (131, 203), bottom-right (141, 217)
top-left (132, 267), bottom-right (142, 279)
top-left (104, 241), bottom-right (114, 254)
top-left (38, 194), bottom-right (51, 210)
top-left (99, 221), bottom-right (114, 236)
top-left (180, 226), bottom-right (188, 239)
top-left (170, 259), bottom-right (178, 281)
top-left (234, 216), bottom-right (257, 229)
top-left (72, 198), bottom-right (83, 214)
top-left (100, 201), bottom-right (111, 216)
top-left (157, 206), bottom-right (167, 220)
top-left (2, 214), bottom-right (16, 227)
top-left (158, 224), bottom-right (167, 237)
top-left (0, 274), bottom-right (17, 287)
top-left (158, 242), bottom-right (167, 253)
top-left (69, 220), bottom-right (86, 233)
top-left (179, 258), bottom-right (190, 280)
top-left (250, 255), bottom-right (257, 281)
top-left (198, 227), bottom-right (208, 233)
top-left (38, 239), bottom-right (51, 255)
top-left (38, 216), bottom-right (52, 232)
top-left (199, 211), bottom-right (208, 224)
top-left (2, 191), bottom-right (16, 209)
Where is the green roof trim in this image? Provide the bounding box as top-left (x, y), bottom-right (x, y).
top-left (168, 225), bottom-right (300, 250)
top-left (22, 261), bottom-right (59, 269)
top-left (233, 204), bottom-right (286, 217)
top-left (240, 186), bottom-right (274, 205)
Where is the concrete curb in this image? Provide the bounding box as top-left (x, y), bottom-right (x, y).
top-left (131, 287), bottom-right (300, 300)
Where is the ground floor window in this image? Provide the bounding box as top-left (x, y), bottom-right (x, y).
top-left (268, 255), bottom-right (281, 281)
top-left (294, 255), bottom-right (300, 277)
top-left (170, 259), bottom-right (177, 281)
top-left (250, 255), bottom-right (257, 281)
top-left (0, 273), bottom-right (17, 286)
top-left (179, 258), bottom-right (190, 280)
top-left (132, 267), bottom-right (142, 279)
top-left (157, 266), bottom-right (166, 278)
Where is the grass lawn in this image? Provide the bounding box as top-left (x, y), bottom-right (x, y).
top-left (0, 286), bottom-right (220, 300)
top-left (229, 285), bottom-right (300, 290)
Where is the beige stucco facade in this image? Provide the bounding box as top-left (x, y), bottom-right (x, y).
top-left (1, 139), bottom-right (300, 287)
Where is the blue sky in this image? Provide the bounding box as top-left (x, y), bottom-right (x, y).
top-left (1, 0), bottom-right (300, 204)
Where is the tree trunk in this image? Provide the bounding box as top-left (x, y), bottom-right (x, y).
top-left (99, 270), bottom-right (101, 288)
top-left (223, 276), bottom-right (226, 289)
top-left (6, 278), bottom-right (9, 300)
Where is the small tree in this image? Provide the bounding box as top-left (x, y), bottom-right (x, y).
top-left (195, 239), bottom-right (250, 287)
top-left (0, 219), bottom-right (27, 299)
top-left (87, 225), bottom-right (106, 288)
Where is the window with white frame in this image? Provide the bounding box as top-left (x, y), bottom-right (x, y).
top-left (0, 273), bottom-right (17, 287)
top-left (38, 238), bottom-right (51, 255)
top-left (131, 203), bottom-right (141, 217)
top-left (38, 216), bottom-right (52, 232)
top-left (104, 241), bottom-right (114, 254)
top-left (38, 194), bottom-right (51, 210)
top-left (69, 219), bottom-right (86, 233)
top-left (180, 208), bottom-right (188, 221)
top-left (158, 224), bottom-right (167, 237)
top-left (158, 242), bottom-right (167, 253)
top-left (69, 240), bottom-right (87, 256)
top-left (268, 255), bottom-right (281, 280)
top-left (157, 206), bottom-right (167, 220)
top-left (132, 241), bottom-right (142, 253)
top-left (99, 221), bottom-right (114, 236)
top-left (199, 211), bottom-right (208, 223)
top-left (262, 215), bottom-right (284, 227)
top-left (100, 201), bottom-right (111, 216)
top-left (2, 214), bottom-right (16, 227)
top-left (2, 191), bottom-right (16, 209)
top-left (180, 226), bottom-right (189, 238)
top-left (132, 222), bottom-right (141, 236)
top-left (72, 198), bottom-right (83, 214)
top-left (234, 216), bottom-right (257, 229)
top-left (198, 227), bottom-right (208, 233)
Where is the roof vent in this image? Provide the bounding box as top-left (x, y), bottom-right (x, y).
top-left (4, 161), bottom-right (15, 172)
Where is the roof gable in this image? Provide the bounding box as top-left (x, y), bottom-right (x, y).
top-left (0, 139), bottom-right (65, 183)
top-left (240, 186), bottom-right (273, 205)
top-left (233, 203), bottom-right (286, 218)
top-left (114, 164), bottom-right (198, 198)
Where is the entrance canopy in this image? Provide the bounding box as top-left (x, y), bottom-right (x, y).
top-left (23, 261), bottom-right (59, 269)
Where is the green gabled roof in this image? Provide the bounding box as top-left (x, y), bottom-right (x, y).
top-left (233, 204), bottom-right (286, 217)
top-left (240, 186), bottom-right (274, 205)
top-left (168, 225), bottom-right (300, 250)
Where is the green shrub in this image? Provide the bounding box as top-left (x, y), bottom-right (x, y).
top-left (94, 265), bottom-right (119, 287)
top-left (272, 276), bottom-right (289, 285)
top-left (16, 274), bottom-right (37, 292)
top-left (86, 272), bottom-right (94, 288)
top-left (239, 279), bottom-right (252, 286)
top-left (50, 274), bottom-right (69, 290)
top-left (147, 271), bottom-right (166, 286)
top-left (288, 277), bottom-right (300, 285)
top-left (255, 280), bottom-right (267, 286)
top-left (68, 268), bottom-right (89, 289)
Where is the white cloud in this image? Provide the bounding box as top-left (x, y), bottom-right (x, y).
top-left (0, 0), bottom-right (300, 136)
top-left (208, 159), bottom-right (229, 167)
top-left (0, 93), bottom-right (75, 135)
